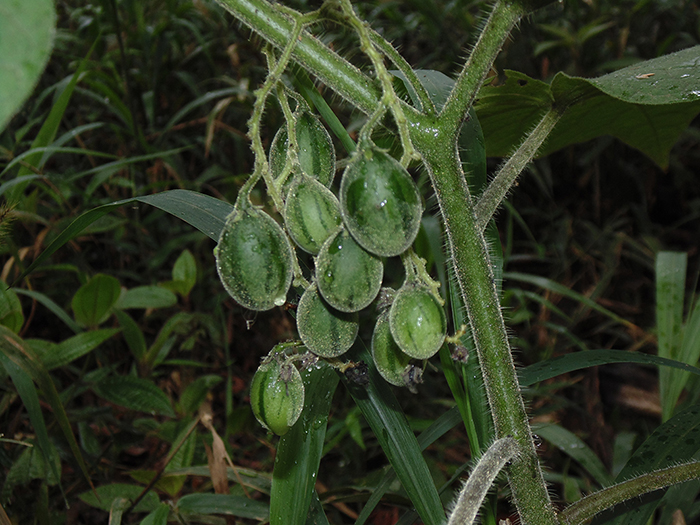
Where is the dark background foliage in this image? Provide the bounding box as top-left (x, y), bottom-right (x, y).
top-left (1, 0), bottom-right (699, 523)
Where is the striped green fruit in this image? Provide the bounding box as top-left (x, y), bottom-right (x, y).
top-left (296, 284), bottom-right (359, 358)
top-left (316, 228), bottom-right (383, 313)
top-left (285, 176), bottom-right (342, 254)
top-left (340, 147), bottom-right (422, 257)
top-left (389, 283), bottom-right (446, 359)
top-left (250, 358), bottom-right (304, 436)
top-left (269, 111), bottom-right (335, 188)
top-left (215, 207), bottom-right (293, 311)
top-left (371, 311), bottom-right (412, 386)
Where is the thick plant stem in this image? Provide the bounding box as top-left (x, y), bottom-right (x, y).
top-left (558, 461), bottom-right (700, 525)
top-left (474, 107), bottom-right (563, 232)
top-left (215, 0), bottom-right (380, 114)
top-left (416, 134), bottom-right (558, 525)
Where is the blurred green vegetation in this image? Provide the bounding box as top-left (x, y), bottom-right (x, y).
top-left (1, 0), bottom-right (699, 523)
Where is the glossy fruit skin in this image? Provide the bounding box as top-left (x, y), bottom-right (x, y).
top-left (340, 147), bottom-right (422, 257)
top-left (215, 207), bottom-right (293, 311)
top-left (315, 228), bottom-right (384, 313)
top-left (269, 112), bottom-right (335, 188)
top-left (296, 284), bottom-right (359, 358)
top-left (371, 312), bottom-right (412, 386)
top-left (389, 283), bottom-right (446, 359)
top-left (284, 176), bottom-right (342, 254)
top-left (250, 359), bottom-right (304, 436)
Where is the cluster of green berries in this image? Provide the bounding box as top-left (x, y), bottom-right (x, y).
top-left (214, 108), bottom-right (447, 435)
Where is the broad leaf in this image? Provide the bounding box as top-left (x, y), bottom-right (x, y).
top-left (72, 274), bottom-right (121, 328)
top-left (0, 0), bottom-right (55, 131)
top-left (115, 286), bottom-right (177, 310)
top-left (476, 46), bottom-right (700, 168)
top-left (0, 287), bottom-right (24, 333)
top-left (592, 404), bottom-right (700, 525)
top-left (92, 375), bottom-right (175, 417)
top-left (35, 328), bottom-right (120, 370)
top-left (79, 484), bottom-right (159, 513)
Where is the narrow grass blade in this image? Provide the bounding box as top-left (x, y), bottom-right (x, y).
top-left (176, 494), bottom-right (269, 520)
top-left (9, 44), bottom-right (94, 201)
top-left (343, 346), bottom-right (445, 525)
top-left (656, 251), bottom-right (688, 421)
top-left (533, 423), bottom-right (613, 487)
top-left (14, 189), bottom-right (233, 285)
top-left (37, 328), bottom-right (120, 370)
top-left (270, 361), bottom-right (338, 525)
top-left (293, 67), bottom-right (356, 154)
top-left (519, 349), bottom-right (700, 386)
top-left (12, 289), bottom-right (82, 334)
top-left (0, 326), bottom-right (95, 497)
top-left (504, 272), bottom-right (635, 328)
top-left (307, 491), bottom-right (331, 525)
top-left (354, 407), bottom-right (462, 525)
top-left (0, 340), bottom-right (62, 497)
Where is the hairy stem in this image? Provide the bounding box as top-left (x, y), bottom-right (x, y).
top-left (440, 1), bottom-right (527, 130)
top-left (416, 135), bottom-right (557, 525)
top-left (447, 437), bottom-right (518, 525)
top-left (558, 461), bottom-right (700, 525)
top-left (474, 107), bottom-right (563, 232)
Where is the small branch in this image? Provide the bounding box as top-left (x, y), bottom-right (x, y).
top-left (474, 106), bottom-right (562, 232)
top-left (338, 0), bottom-right (418, 165)
top-left (558, 461), bottom-right (700, 525)
top-left (440, 1), bottom-right (527, 133)
top-left (447, 437), bottom-right (518, 525)
top-left (367, 30), bottom-right (436, 117)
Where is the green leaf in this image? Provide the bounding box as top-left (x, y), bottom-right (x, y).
top-left (354, 406), bottom-right (463, 525)
top-left (79, 484), bottom-right (160, 513)
top-left (36, 328), bottom-right (120, 370)
top-left (342, 346), bottom-right (445, 525)
top-left (476, 47), bottom-right (700, 169)
top-left (533, 423), bottom-right (613, 487)
top-left (504, 272), bottom-right (634, 329)
top-left (270, 361), bottom-right (339, 525)
top-left (177, 493), bottom-right (269, 520)
top-left (72, 274), bottom-right (121, 328)
top-left (519, 349), bottom-right (700, 387)
top-left (592, 404), bottom-right (700, 525)
top-left (0, 348), bottom-right (62, 495)
top-left (13, 288), bottom-right (82, 333)
top-left (92, 375), bottom-right (175, 417)
top-left (114, 309), bottom-right (147, 361)
top-left (115, 286), bottom-right (177, 310)
top-left (656, 252), bottom-right (688, 421)
top-left (0, 326), bottom-right (94, 498)
top-left (179, 375), bottom-right (223, 415)
top-left (171, 249), bottom-right (197, 297)
top-left (0, 0), bottom-right (56, 131)
top-left (139, 503), bottom-right (170, 525)
top-left (15, 190), bottom-right (233, 285)
top-left (0, 287), bottom-right (24, 333)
